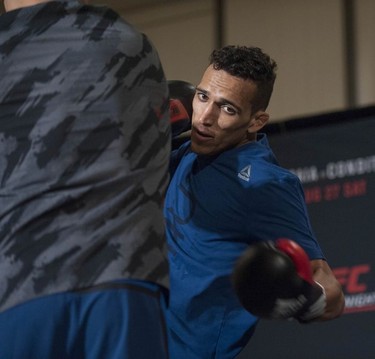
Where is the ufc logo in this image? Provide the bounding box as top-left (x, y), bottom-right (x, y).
top-left (333, 264), bottom-right (371, 294)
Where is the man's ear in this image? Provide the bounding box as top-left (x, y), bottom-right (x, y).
top-left (247, 111), bottom-right (269, 134)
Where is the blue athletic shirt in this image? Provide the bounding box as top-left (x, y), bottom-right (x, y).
top-left (164, 134), bottom-right (324, 359)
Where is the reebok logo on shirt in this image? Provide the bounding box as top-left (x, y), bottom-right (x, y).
top-left (238, 165), bottom-right (251, 182)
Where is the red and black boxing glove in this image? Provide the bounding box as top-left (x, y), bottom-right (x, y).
top-left (232, 239), bottom-right (326, 323)
top-left (168, 80), bottom-right (195, 149)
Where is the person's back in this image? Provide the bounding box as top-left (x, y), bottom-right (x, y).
top-left (0, 1), bottom-right (170, 358)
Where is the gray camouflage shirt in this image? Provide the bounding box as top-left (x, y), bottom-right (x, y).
top-left (0, 0), bottom-right (170, 312)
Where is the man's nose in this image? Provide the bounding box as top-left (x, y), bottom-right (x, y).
top-left (197, 102), bottom-right (218, 126)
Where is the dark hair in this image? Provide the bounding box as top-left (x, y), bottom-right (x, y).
top-left (209, 45), bottom-right (277, 112)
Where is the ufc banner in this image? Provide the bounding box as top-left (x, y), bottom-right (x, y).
top-left (238, 107), bottom-right (375, 359)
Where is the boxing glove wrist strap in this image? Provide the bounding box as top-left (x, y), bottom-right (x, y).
top-left (295, 281), bottom-right (326, 323)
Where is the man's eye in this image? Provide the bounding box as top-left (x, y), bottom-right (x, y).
top-left (222, 105), bottom-right (237, 115)
top-left (197, 92), bottom-right (208, 101)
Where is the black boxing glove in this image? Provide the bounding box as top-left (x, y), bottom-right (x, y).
top-left (232, 239), bottom-right (326, 323)
top-left (168, 80), bottom-right (195, 149)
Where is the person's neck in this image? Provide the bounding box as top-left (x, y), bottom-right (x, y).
top-left (4, 0), bottom-right (53, 12)
top-left (246, 132), bottom-right (258, 143)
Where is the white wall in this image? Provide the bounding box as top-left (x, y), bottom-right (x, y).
top-left (120, 0), bottom-right (375, 123)
top-left (226, 0), bottom-right (346, 121)
top-left (356, 0), bottom-right (375, 107)
top-left (124, 0), bottom-right (215, 86)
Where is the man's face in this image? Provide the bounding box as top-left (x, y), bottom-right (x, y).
top-left (191, 65), bottom-right (262, 156)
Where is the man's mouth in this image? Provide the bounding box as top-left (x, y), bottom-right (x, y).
top-left (193, 127), bottom-right (214, 140)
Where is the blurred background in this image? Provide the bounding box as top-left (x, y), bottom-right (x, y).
top-left (89, 0), bottom-right (373, 123)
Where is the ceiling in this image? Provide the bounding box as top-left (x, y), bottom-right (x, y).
top-left (89, 0), bottom-right (184, 12)
top-left (0, 1), bottom-right (183, 14)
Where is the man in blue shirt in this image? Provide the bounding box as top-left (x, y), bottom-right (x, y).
top-left (164, 45), bottom-right (344, 358)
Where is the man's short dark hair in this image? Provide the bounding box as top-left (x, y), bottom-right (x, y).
top-left (209, 45), bottom-right (277, 112)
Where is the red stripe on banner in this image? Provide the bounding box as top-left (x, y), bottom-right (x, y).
top-left (344, 305), bottom-right (375, 314)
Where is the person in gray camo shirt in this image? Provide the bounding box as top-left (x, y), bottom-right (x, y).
top-left (0, 0), bottom-right (171, 358)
